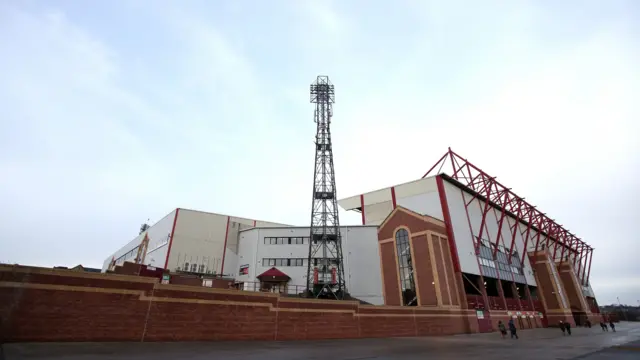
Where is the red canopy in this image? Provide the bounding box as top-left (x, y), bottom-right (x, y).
top-left (256, 267), bottom-right (290, 280)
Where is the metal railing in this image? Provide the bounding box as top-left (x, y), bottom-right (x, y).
top-left (229, 281), bottom-right (307, 296)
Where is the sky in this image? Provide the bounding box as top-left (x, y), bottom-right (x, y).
top-left (0, 0), bottom-right (638, 305)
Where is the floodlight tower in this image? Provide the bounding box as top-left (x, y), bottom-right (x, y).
top-left (305, 75), bottom-right (346, 299)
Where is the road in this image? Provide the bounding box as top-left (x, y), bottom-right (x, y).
top-left (4, 322), bottom-right (640, 360)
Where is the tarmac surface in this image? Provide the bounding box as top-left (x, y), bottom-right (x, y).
top-left (3, 322), bottom-right (640, 360)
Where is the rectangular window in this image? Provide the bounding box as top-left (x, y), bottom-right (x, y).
top-left (269, 259), bottom-right (275, 266)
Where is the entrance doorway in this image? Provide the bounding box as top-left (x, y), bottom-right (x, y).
top-left (256, 267), bottom-right (291, 294)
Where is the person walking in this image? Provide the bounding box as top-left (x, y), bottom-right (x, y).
top-left (600, 321), bottom-right (608, 331)
top-left (609, 321), bottom-right (616, 332)
top-left (565, 321), bottom-right (572, 336)
top-left (559, 321), bottom-right (566, 336)
top-left (498, 321), bottom-right (507, 339)
top-left (508, 319), bottom-right (519, 339)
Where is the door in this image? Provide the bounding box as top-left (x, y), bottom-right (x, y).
top-left (476, 309), bottom-right (492, 333)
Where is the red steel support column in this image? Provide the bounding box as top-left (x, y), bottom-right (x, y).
top-left (474, 179), bottom-right (495, 253)
top-left (570, 237), bottom-right (580, 268)
top-left (219, 216), bottom-right (231, 275)
top-left (533, 215), bottom-right (546, 253)
top-left (576, 242), bottom-right (586, 281)
top-left (520, 210), bottom-right (536, 266)
top-left (390, 186), bottom-right (397, 209)
top-left (551, 226), bottom-right (561, 261)
top-left (436, 176), bottom-right (461, 272)
top-left (360, 195), bottom-right (366, 225)
top-left (581, 247), bottom-right (590, 285)
top-left (559, 231), bottom-right (571, 262)
top-left (507, 200), bottom-right (525, 264)
top-left (585, 248), bottom-right (594, 285)
top-left (492, 190), bottom-right (510, 258)
top-left (163, 208), bottom-right (181, 270)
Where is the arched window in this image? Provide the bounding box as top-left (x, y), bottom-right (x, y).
top-left (395, 229), bottom-right (417, 306)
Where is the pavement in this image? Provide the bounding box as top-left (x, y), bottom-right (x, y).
top-left (3, 322), bottom-right (640, 360)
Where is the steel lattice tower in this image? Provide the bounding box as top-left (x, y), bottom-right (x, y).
top-left (305, 75), bottom-right (346, 299)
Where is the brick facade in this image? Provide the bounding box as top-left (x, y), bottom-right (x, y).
top-left (0, 265), bottom-right (478, 343)
top-left (377, 207), bottom-right (457, 309)
top-left (528, 250), bottom-right (575, 327)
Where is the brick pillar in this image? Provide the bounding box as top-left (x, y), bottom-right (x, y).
top-left (496, 279), bottom-right (507, 310)
top-left (512, 282), bottom-right (523, 310)
top-left (557, 260), bottom-right (593, 325)
top-left (477, 276), bottom-right (490, 309)
top-left (528, 250), bottom-right (574, 327)
top-left (379, 240), bottom-right (402, 306)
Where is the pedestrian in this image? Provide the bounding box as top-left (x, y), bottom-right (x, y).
top-left (559, 320), bottom-right (566, 336)
top-left (609, 321), bottom-right (616, 332)
top-left (508, 318), bottom-right (519, 339)
top-left (565, 321), bottom-right (572, 336)
top-left (498, 320), bottom-right (507, 339)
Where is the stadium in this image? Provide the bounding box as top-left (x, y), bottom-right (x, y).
top-left (101, 147), bottom-right (601, 332)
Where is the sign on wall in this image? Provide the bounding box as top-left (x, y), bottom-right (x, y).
top-left (239, 264), bottom-right (249, 275)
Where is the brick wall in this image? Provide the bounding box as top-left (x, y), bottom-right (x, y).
top-left (0, 265), bottom-right (478, 343)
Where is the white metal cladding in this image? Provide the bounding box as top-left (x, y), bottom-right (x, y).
top-left (236, 226), bottom-right (383, 305)
top-left (443, 180), bottom-right (537, 286)
top-left (101, 209), bottom-right (177, 272)
top-left (396, 191), bottom-right (443, 220)
top-left (338, 176), bottom-right (443, 225)
top-left (364, 201), bottom-right (394, 225)
top-left (442, 181), bottom-right (481, 276)
top-left (394, 177), bottom-right (438, 198)
top-left (101, 208), bottom-right (289, 275)
top-left (168, 209), bottom-right (228, 274)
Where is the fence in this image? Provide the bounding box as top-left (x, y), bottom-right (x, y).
top-left (230, 281), bottom-right (308, 296)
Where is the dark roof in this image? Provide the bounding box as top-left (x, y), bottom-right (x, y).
top-left (256, 267), bottom-right (290, 279)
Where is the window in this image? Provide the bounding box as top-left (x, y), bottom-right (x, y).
top-left (184, 262), bottom-right (189, 271)
top-left (261, 258), bottom-right (308, 267)
top-left (395, 229), bottom-right (417, 306)
top-left (190, 263), bottom-right (197, 272)
top-left (198, 264), bottom-right (205, 273)
top-left (264, 237), bottom-right (310, 245)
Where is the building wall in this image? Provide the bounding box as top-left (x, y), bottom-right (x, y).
top-left (103, 208), bottom-right (287, 275)
top-left (377, 208), bottom-right (462, 309)
top-left (0, 265), bottom-right (479, 342)
top-left (341, 176), bottom-right (590, 290)
top-left (164, 209), bottom-right (288, 276)
top-left (442, 180), bottom-right (537, 286)
top-left (101, 209), bottom-right (177, 272)
top-left (236, 226), bottom-right (383, 305)
top-left (339, 177), bottom-right (441, 226)
top-left (165, 209), bottom-right (228, 275)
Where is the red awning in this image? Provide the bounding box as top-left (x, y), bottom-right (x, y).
top-left (256, 267), bottom-right (290, 280)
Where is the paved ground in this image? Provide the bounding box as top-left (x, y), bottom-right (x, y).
top-left (3, 322), bottom-right (640, 360)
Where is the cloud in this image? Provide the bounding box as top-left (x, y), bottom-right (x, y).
top-left (0, 1), bottom-right (638, 305)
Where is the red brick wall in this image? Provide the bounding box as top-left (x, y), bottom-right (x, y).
top-left (0, 265), bottom-right (478, 342)
top-left (440, 237), bottom-right (459, 306)
top-left (379, 241), bottom-right (401, 306)
top-left (431, 235), bottom-right (451, 305)
top-left (378, 210), bottom-right (446, 241)
top-left (411, 235), bottom-right (437, 306)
